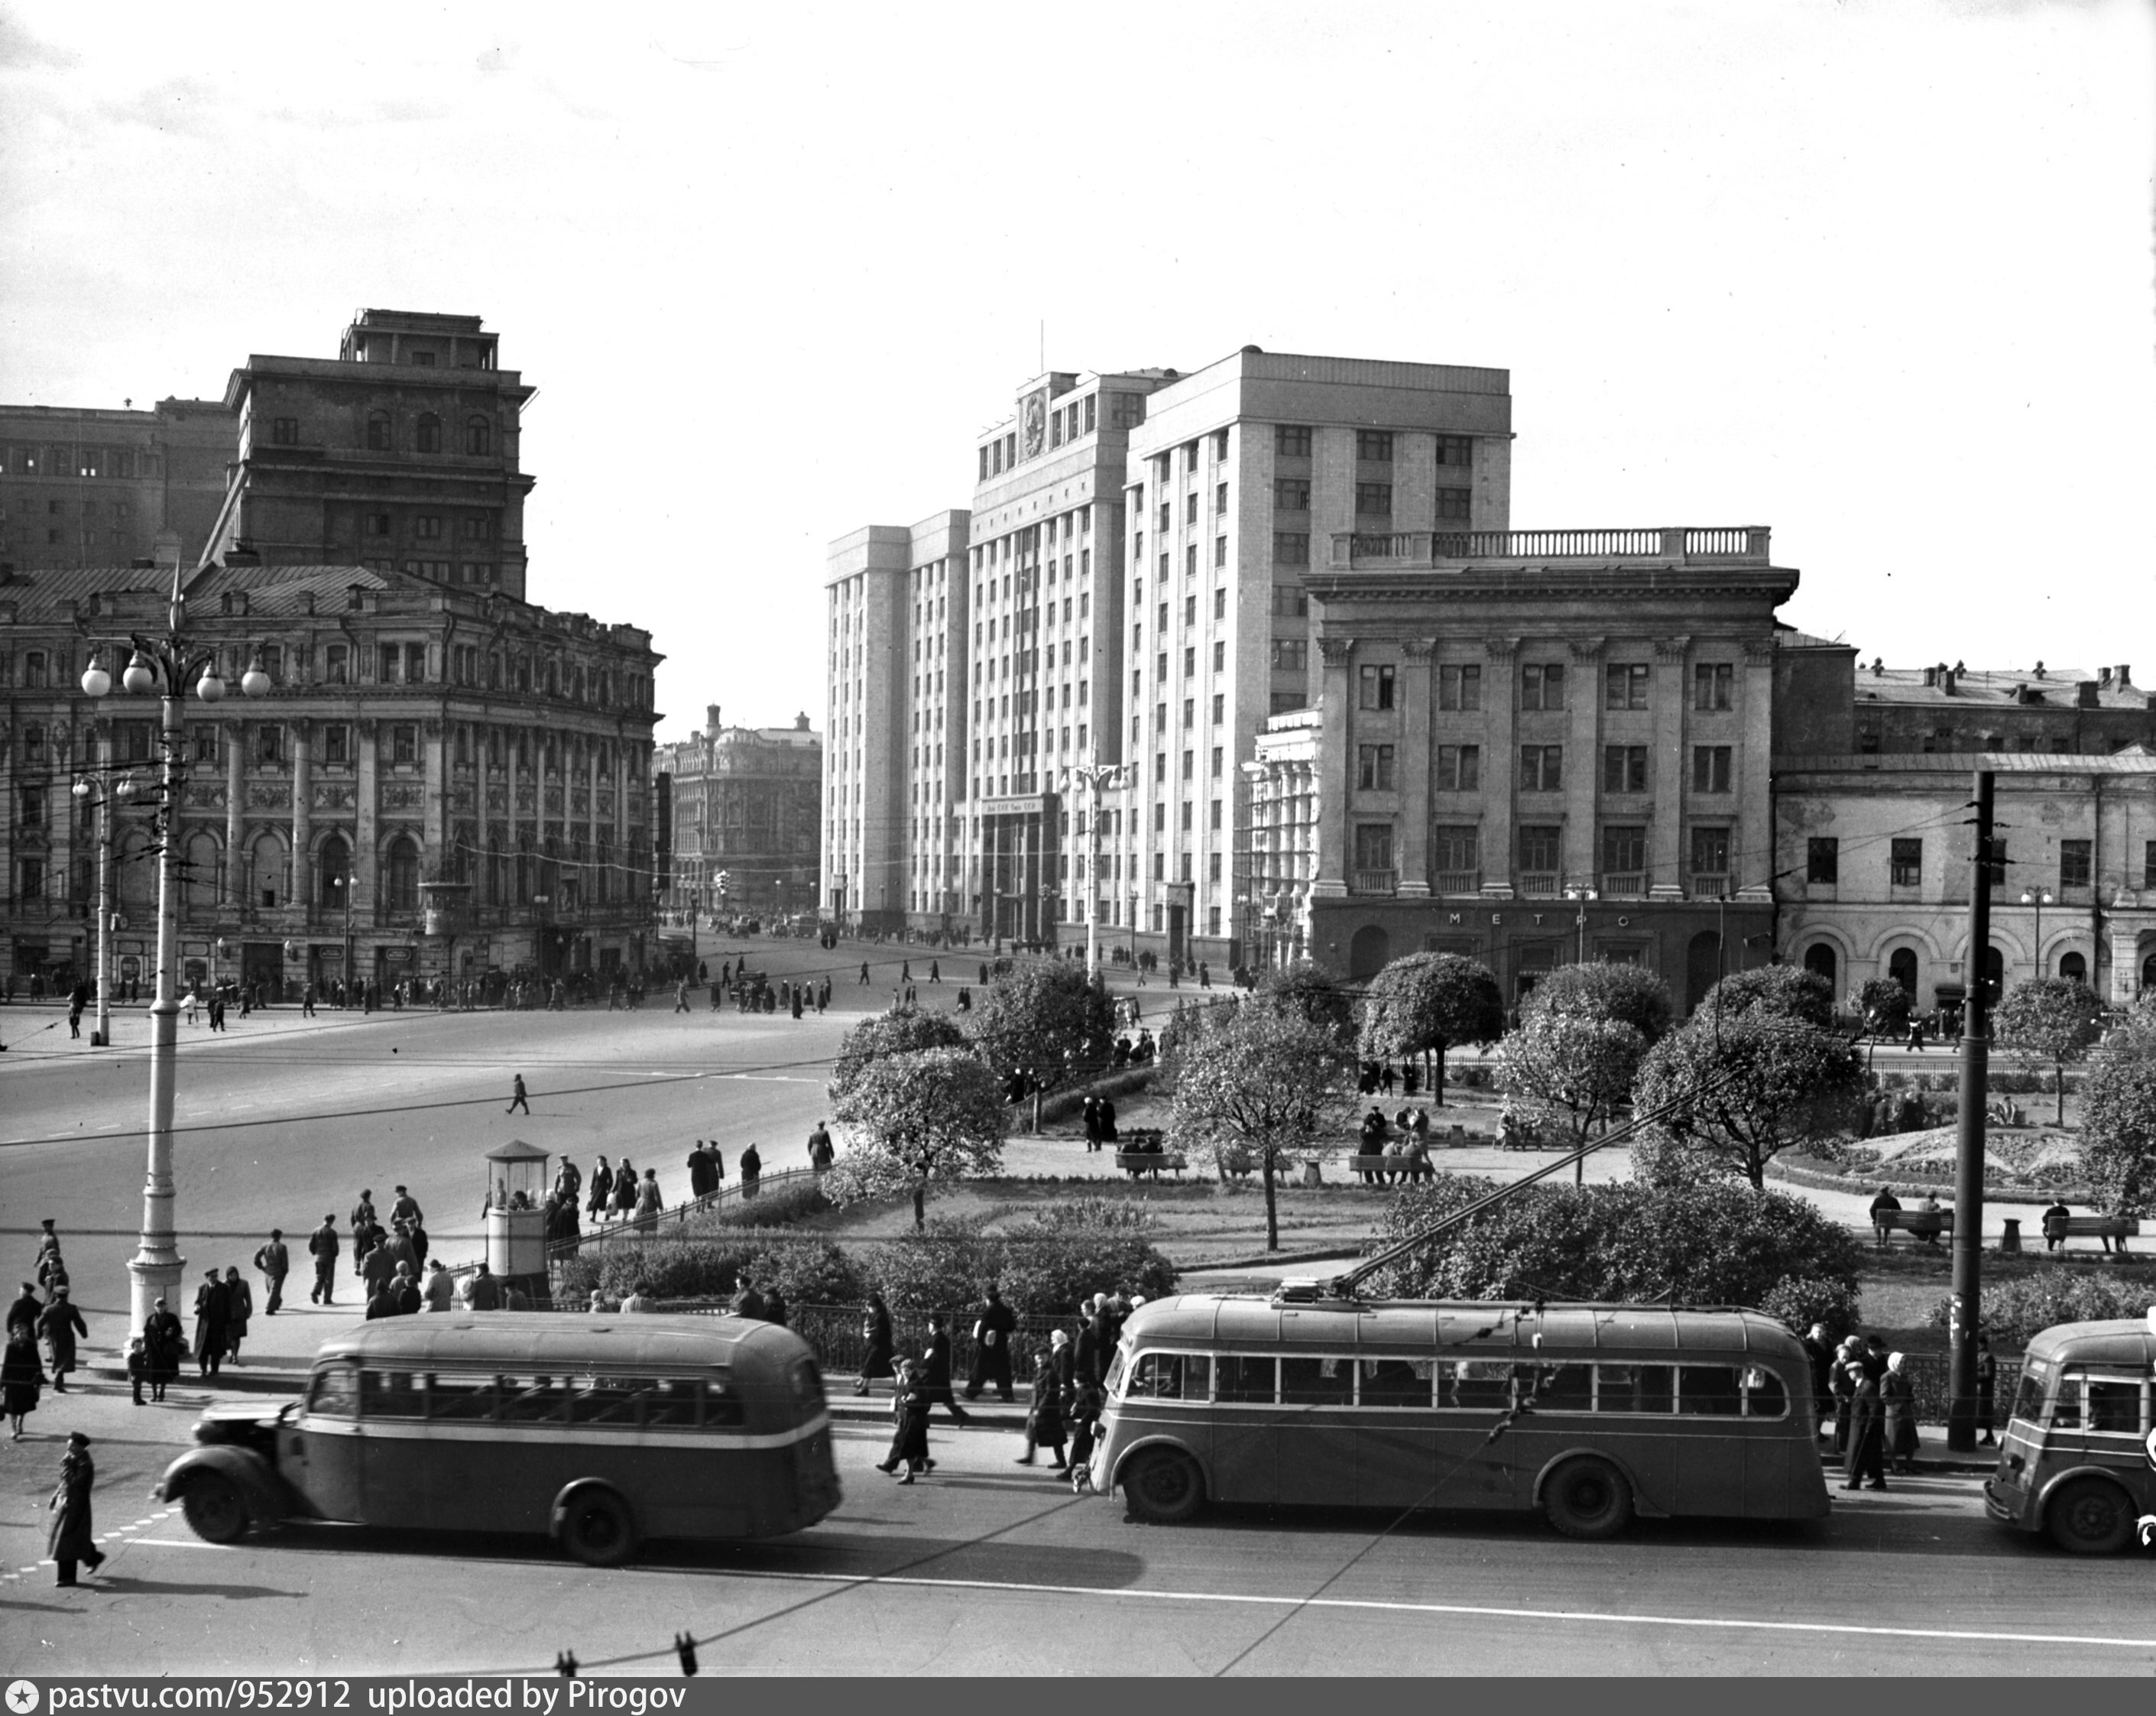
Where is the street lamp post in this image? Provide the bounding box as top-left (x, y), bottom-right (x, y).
top-left (71, 771), bottom-right (136, 1046)
top-left (80, 553), bottom-right (271, 1326)
top-left (1062, 760), bottom-right (1125, 977)
top-left (1563, 884), bottom-right (1598, 964)
top-left (2021, 886), bottom-right (2054, 981)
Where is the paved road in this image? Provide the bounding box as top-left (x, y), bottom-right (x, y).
top-left (0, 1381), bottom-right (2148, 1676)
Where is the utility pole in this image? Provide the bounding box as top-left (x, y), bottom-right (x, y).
top-left (1949, 768), bottom-right (1994, 1455)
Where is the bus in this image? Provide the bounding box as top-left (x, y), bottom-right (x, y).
top-left (1089, 1293), bottom-right (1828, 1538)
top-left (1985, 1315), bottom-right (2156, 1555)
top-left (155, 1313), bottom-right (841, 1565)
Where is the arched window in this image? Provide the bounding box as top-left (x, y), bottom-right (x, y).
top-left (2059, 950), bottom-right (2088, 985)
top-left (454, 727), bottom-right (471, 766)
top-left (1982, 945), bottom-right (2005, 1001)
top-left (386, 835), bottom-right (420, 912)
top-left (183, 830), bottom-right (221, 916)
top-left (115, 828), bottom-right (157, 915)
top-left (366, 411), bottom-right (392, 452)
top-left (1802, 942), bottom-right (1837, 990)
top-left (2143, 952), bottom-right (2156, 994)
top-left (463, 416), bottom-right (491, 455)
top-left (1685, 930), bottom-right (1724, 1014)
top-left (251, 830), bottom-right (286, 909)
top-left (1888, 947), bottom-right (1918, 995)
top-left (415, 414), bottom-right (442, 454)
top-left (1348, 924), bottom-right (1391, 981)
top-left (487, 730), bottom-right (503, 768)
top-left (318, 835), bottom-right (351, 911)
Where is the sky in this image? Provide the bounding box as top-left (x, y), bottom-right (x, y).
top-left (2, 0), bottom-right (2151, 743)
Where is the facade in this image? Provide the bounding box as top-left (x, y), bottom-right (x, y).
top-left (203, 310), bottom-right (536, 600)
top-left (657, 706), bottom-right (822, 918)
top-left (0, 399), bottom-right (232, 573)
top-left (0, 556), bottom-right (660, 997)
top-left (1252, 527), bottom-right (1789, 1007)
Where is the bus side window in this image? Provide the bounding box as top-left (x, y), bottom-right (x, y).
top-left (644, 1379), bottom-right (698, 1427)
top-left (1358, 1358), bottom-right (1431, 1408)
top-left (1525, 1364), bottom-right (1593, 1412)
top-left (362, 1369), bottom-right (425, 1419)
top-left (569, 1380), bottom-right (645, 1428)
top-left (2010, 1365), bottom-right (2049, 1426)
top-left (1741, 1365), bottom-right (1788, 1419)
top-left (1130, 1353), bottom-right (1189, 1399)
top-left (430, 1373), bottom-right (499, 1422)
top-left (1280, 1356), bottom-right (1354, 1406)
top-left (2076, 1375), bottom-right (2145, 1435)
top-left (1596, 1364), bottom-right (1673, 1414)
top-left (1216, 1354), bottom-right (1276, 1404)
top-left (307, 1366), bottom-right (360, 1418)
top-left (1183, 1354), bottom-right (1212, 1400)
top-left (502, 1374), bottom-right (566, 1423)
top-left (705, 1381), bottom-right (745, 1429)
top-left (1678, 1366), bottom-right (1743, 1416)
top-left (1451, 1361), bottom-right (1512, 1411)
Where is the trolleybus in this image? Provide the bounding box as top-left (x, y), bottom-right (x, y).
top-left (1984, 1315), bottom-right (2156, 1555)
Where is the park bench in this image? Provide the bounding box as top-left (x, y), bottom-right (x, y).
top-left (2053, 1215), bottom-right (2140, 1253)
top-left (1116, 1130), bottom-right (1185, 1179)
top-left (1872, 1208), bottom-right (1953, 1248)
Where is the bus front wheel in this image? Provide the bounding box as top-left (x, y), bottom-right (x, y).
top-left (2045, 1478), bottom-right (2133, 1555)
top-left (1122, 1448), bottom-right (1205, 1524)
top-left (1543, 1457), bottom-right (1633, 1542)
top-left (559, 1486), bottom-right (638, 1567)
top-left (180, 1472), bottom-right (249, 1544)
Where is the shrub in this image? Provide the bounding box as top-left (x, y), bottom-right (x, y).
top-left (555, 1236), bottom-right (865, 1305)
top-left (1759, 1276), bottom-right (1862, 1341)
top-left (1699, 965), bottom-right (1836, 1028)
top-left (715, 1179), bottom-right (833, 1228)
top-left (1928, 1268), bottom-right (2154, 1348)
top-left (856, 1210), bottom-right (1178, 1317)
top-left (861, 1216), bottom-right (1004, 1312)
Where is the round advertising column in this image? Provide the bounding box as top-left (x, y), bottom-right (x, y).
top-left (481, 1137), bottom-right (553, 1307)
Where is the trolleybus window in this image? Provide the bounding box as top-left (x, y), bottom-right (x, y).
top-left (1525, 1362), bottom-right (1593, 1413)
top-left (2054, 1374), bottom-right (2148, 1435)
top-left (1740, 1364), bottom-right (1789, 1418)
top-left (309, 1366), bottom-right (359, 1417)
top-left (1357, 1357), bottom-right (1432, 1408)
top-left (1450, 1361), bottom-right (1513, 1410)
top-left (2011, 1365), bottom-right (2049, 1425)
top-left (1596, 1362), bottom-right (1673, 1416)
top-left (359, 1370), bottom-right (427, 1419)
top-left (1280, 1355), bottom-right (1354, 1406)
top-left (1129, 1353), bottom-right (1211, 1400)
top-left (1678, 1365), bottom-right (1743, 1416)
top-left (1217, 1354), bottom-right (1277, 1403)
top-left (430, 1374), bottom-right (503, 1422)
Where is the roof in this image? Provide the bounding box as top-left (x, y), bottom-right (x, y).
top-left (2021, 1319), bottom-right (2156, 1368)
top-left (313, 1310), bottom-right (803, 1373)
top-left (484, 1138), bottom-right (549, 1163)
top-left (1856, 664), bottom-right (2149, 710)
top-left (1776, 751), bottom-right (2156, 776)
top-left (187, 562), bottom-right (401, 616)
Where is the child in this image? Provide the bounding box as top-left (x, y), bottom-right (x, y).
top-left (1066, 1378), bottom-right (1104, 1494)
top-left (126, 1336), bottom-right (149, 1406)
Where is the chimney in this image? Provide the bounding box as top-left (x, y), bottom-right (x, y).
top-left (2119, 664), bottom-right (2132, 686)
top-left (796, 712), bottom-right (809, 731)
top-left (705, 703), bottom-right (720, 735)
top-left (1922, 667), bottom-right (1937, 687)
top-left (1941, 667), bottom-right (1957, 695)
top-left (2077, 680), bottom-right (2099, 709)
top-left (2099, 667), bottom-right (2112, 687)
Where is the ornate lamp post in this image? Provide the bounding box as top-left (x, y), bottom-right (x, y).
top-left (2020, 885), bottom-right (2054, 981)
top-left (80, 556), bottom-right (271, 1325)
top-left (1062, 759), bottom-right (1125, 977)
top-left (70, 770), bottom-right (137, 1046)
top-left (1563, 883), bottom-right (1598, 965)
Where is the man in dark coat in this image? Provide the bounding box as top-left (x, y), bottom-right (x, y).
top-left (5, 1281), bottom-right (40, 1339)
top-left (192, 1269), bottom-right (229, 1377)
top-left (730, 1275), bottom-right (767, 1322)
top-left (686, 1143), bottom-right (715, 1201)
top-left (965, 1285), bottom-right (1019, 1402)
top-left (254, 1229), bottom-right (290, 1315)
top-left (143, 1297), bottom-right (184, 1400)
top-left (919, 1314), bottom-right (971, 1424)
top-left (390, 1186), bottom-right (424, 1229)
top-left (1868, 1186), bottom-right (1903, 1247)
top-left (465, 1263), bottom-right (502, 1311)
top-left (360, 1234), bottom-right (399, 1305)
top-left (1801, 1323), bottom-right (1834, 1432)
top-left (2041, 1199), bottom-right (2073, 1253)
top-left (37, 1288), bottom-right (87, 1392)
top-left (49, 1432), bottom-right (104, 1586)
top-left (740, 1142), bottom-right (762, 1201)
top-left (1843, 1364), bottom-right (1889, 1490)
top-left (308, 1215), bottom-right (340, 1305)
top-left (807, 1122), bottom-right (834, 1170)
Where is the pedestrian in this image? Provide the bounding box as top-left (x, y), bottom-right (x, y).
top-left (308, 1215), bottom-right (339, 1305)
top-left (3, 1323), bottom-right (45, 1438)
top-left (1868, 1186), bottom-right (1903, 1247)
top-left (635, 1168), bottom-right (663, 1232)
top-left (254, 1228), bottom-right (290, 1316)
top-left (929, 960), bottom-right (940, 984)
top-left (686, 1142), bottom-right (715, 1201)
top-left (420, 1259), bottom-right (456, 1312)
top-left (612, 1158), bottom-right (639, 1222)
top-left (6, 1280), bottom-right (39, 1339)
top-left (1017, 1349), bottom-right (1069, 1471)
top-left (1066, 1375), bottom-right (1104, 1493)
top-left (361, 1232), bottom-right (398, 1303)
top-left (741, 1141), bottom-right (762, 1200)
top-left (125, 1336), bottom-right (150, 1405)
top-left (877, 1359), bottom-right (932, 1483)
top-left (621, 1279), bottom-right (656, 1314)
top-left (807, 1120), bottom-right (834, 1169)
top-left (730, 1273), bottom-right (767, 1321)
top-left (1801, 1322), bottom-right (1834, 1433)
top-left (507, 1072), bottom-right (530, 1114)
top-left (192, 1268), bottom-right (229, 1378)
top-left (48, 1432), bottom-right (105, 1586)
top-left (222, 1267), bottom-right (253, 1364)
top-left (465, 1262), bottom-right (502, 1311)
top-left (766, 1286), bottom-right (789, 1328)
top-left (2041, 1198), bottom-right (2071, 1254)
top-left (351, 1187), bottom-right (378, 1234)
top-left (1843, 1363), bottom-right (1888, 1491)
top-left (390, 1186), bottom-right (423, 1228)
top-left (860, 962), bottom-right (871, 986)
top-left (856, 1290), bottom-right (895, 1396)
top-left (1976, 1331), bottom-right (1999, 1448)
top-left (144, 1297), bottom-right (183, 1401)
top-left (37, 1288), bottom-right (86, 1393)
top-left (1884, 1351), bottom-right (1920, 1474)
top-left (965, 1284), bottom-right (1017, 1402)
top-left (37, 1246), bottom-right (69, 1306)
top-left (919, 1313), bottom-right (971, 1424)
top-left (588, 1156), bottom-right (614, 1225)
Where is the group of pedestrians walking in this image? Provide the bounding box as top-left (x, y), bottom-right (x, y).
top-left (5, 1222), bottom-right (88, 1437)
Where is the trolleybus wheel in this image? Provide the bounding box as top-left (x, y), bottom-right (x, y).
top-left (2045, 1477), bottom-right (2133, 1555)
top-left (559, 1486), bottom-right (638, 1566)
top-left (180, 1472), bottom-right (250, 1544)
top-left (1543, 1456), bottom-right (1633, 1542)
top-left (1122, 1448), bottom-right (1205, 1524)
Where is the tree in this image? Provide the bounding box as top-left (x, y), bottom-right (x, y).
top-left (1993, 976), bottom-right (2103, 1125)
top-left (2078, 1041), bottom-right (2156, 1216)
top-left (1493, 1011), bottom-right (1649, 1180)
top-left (1357, 952), bottom-right (1505, 1106)
top-left (1520, 961), bottom-right (1674, 1045)
top-left (1254, 959), bottom-right (1357, 1047)
top-left (1166, 998), bottom-right (1352, 1251)
top-left (1629, 1013), bottom-right (1866, 1190)
top-left (963, 962), bottom-right (1116, 1130)
top-left (828, 1007), bottom-right (968, 1103)
top-left (826, 1046), bottom-right (1007, 1231)
top-left (1697, 964), bottom-right (1836, 1028)
top-left (1850, 976), bottom-right (1911, 1041)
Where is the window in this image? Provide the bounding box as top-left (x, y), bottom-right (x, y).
top-left (2060, 839), bottom-right (2092, 889)
top-left (1691, 745), bottom-right (1733, 793)
top-left (1438, 664), bottom-right (1480, 711)
top-left (391, 724), bottom-right (417, 767)
top-left (1354, 482), bottom-right (1392, 517)
top-left (1435, 826), bottom-right (1479, 875)
top-left (1274, 478), bottom-right (1310, 512)
top-left (256, 725), bottom-right (283, 765)
top-left (1519, 745), bottom-right (1563, 791)
top-left (1605, 663), bottom-right (1651, 710)
top-left (1694, 663), bottom-right (1733, 711)
top-left (1213, 587), bottom-right (1225, 621)
top-left (1357, 744), bottom-right (1396, 791)
top-left (271, 417), bottom-right (299, 446)
top-left (1355, 430), bottom-right (1393, 462)
top-left (1271, 583), bottom-right (1308, 617)
top-left (1275, 424), bottom-right (1311, 458)
top-left (461, 515), bottom-right (491, 540)
top-left (415, 414), bottom-right (442, 453)
top-left (1436, 434), bottom-right (1473, 466)
top-left (1435, 488), bottom-right (1472, 521)
top-left (1211, 693), bottom-right (1224, 724)
top-left (406, 643), bottom-right (426, 683)
top-left (1436, 744), bottom-right (1480, 791)
top-left (464, 417), bottom-right (491, 455)
top-left (1890, 838), bottom-right (1922, 888)
top-left (364, 511), bottom-right (390, 537)
top-left (2145, 841), bottom-right (2156, 891)
top-left (1519, 826), bottom-right (1561, 873)
top-left (1520, 663), bottom-right (1564, 710)
top-left (1272, 637), bottom-right (1308, 673)
top-left (1602, 825), bottom-right (1646, 874)
top-left (1182, 697), bottom-right (1195, 729)
top-left (22, 651), bottom-right (47, 689)
top-left (366, 412), bottom-right (392, 450)
top-left (1359, 664), bottom-right (1395, 709)
top-left (191, 724), bottom-right (219, 764)
top-left (1807, 837), bottom-right (1839, 885)
top-left (1691, 826), bottom-right (1731, 876)
top-left (323, 725), bottom-right (349, 765)
top-left (324, 644), bottom-right (349, 683)
top-left (1185, 494), bottom-right (1198, 527)
top-left (1603, 745), bottom-right (1647, 793)
top-left (1214, 536), bottom-right (1227, 568)
top-left (1212, 641), bottom-right (1226, 672)
top-left (386, 836), bottom-right (420, 912)
top-left (1355, 824), bottom-right (1394, 871)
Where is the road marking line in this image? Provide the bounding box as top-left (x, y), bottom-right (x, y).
top-left (131, 1539), bottom-right (225, 1549)
top-left (713, 1568), bottom-right (2156, 1652)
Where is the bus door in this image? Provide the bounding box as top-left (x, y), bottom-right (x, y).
top-left (1433, 1361), bottom-right (1523, 1509)
top-left (286, 1364), bottom-right (366, 1521)
top-left (1355, 1355), bottom-right (1439, 1510)
top-left (1276, 1352), bottom-right (1358, 1507)
top-left (1210, 1354), bottom-right (1279, 1504)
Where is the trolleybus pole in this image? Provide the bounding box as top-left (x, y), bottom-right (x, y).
top-left (1947, 768), bottom-right (1994, 1455)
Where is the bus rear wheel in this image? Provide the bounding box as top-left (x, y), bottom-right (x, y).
top-left (1122, 1448), bottom-right (1205, 1524)
top-left (2046, 1478), bottom-right (2133, 1555)
top-left (559, 1487), bottom-right (638, 1567)
top-left (180, 1472), bottom-right (249, 1544)
top-left (1543, 1457), bottom-right (1633, 1542)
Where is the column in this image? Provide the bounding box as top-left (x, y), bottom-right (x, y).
top-left (1564, 637), bottom-right (1606, 886)
top-left (1649, 635), bottom-right (1691, 899)
top-left (224, 725), bottom-right (245, 908)
top-left (474, 725), bottom-right (491, 909)
top-left (355, 719), bottom-right (379, 933)
top-left (423, 719), bottom-right (446, 875)
top-left (50, 726), bottom-right (76, 925)
top-left (1311, 637), bottom-right (1353, 897)
top-left (1480, 637), bottom-right (1519, 896)
top-left (1736, 638), bottom-right (1775, 903)
top-left (1396, 638), bottom-right (1435, 897)
top-left (290, 720), bottom-right (313, 917)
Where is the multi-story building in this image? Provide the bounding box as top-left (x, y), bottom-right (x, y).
top-left (657, 706), bottom-right (822, 918)
top-left (1250, 527), bottom-right (1790, 1007)
top-left (0, 399), bottom-right (232, 573)
top-left (202, 309), bottom-right (536, 599)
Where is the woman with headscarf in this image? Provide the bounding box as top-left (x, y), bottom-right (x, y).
top-left (634, 1167), bottom-right (663, 1234)
top-left (1883, 1351), bottom-right (1921, 1474)
top-left (855, 1290), bottom-right (895, 1396)
top-left (586, 1156), bottom-right (614, 1225)
top-left (1018, 1349), bottom-right (1068, 1471)
top-left (612, 1157), bottom-right (639, 1222)
top-left (222, 1267), bottom-right (253, 1366)
top-left (2, 1324), bottom-right (45, 1439)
